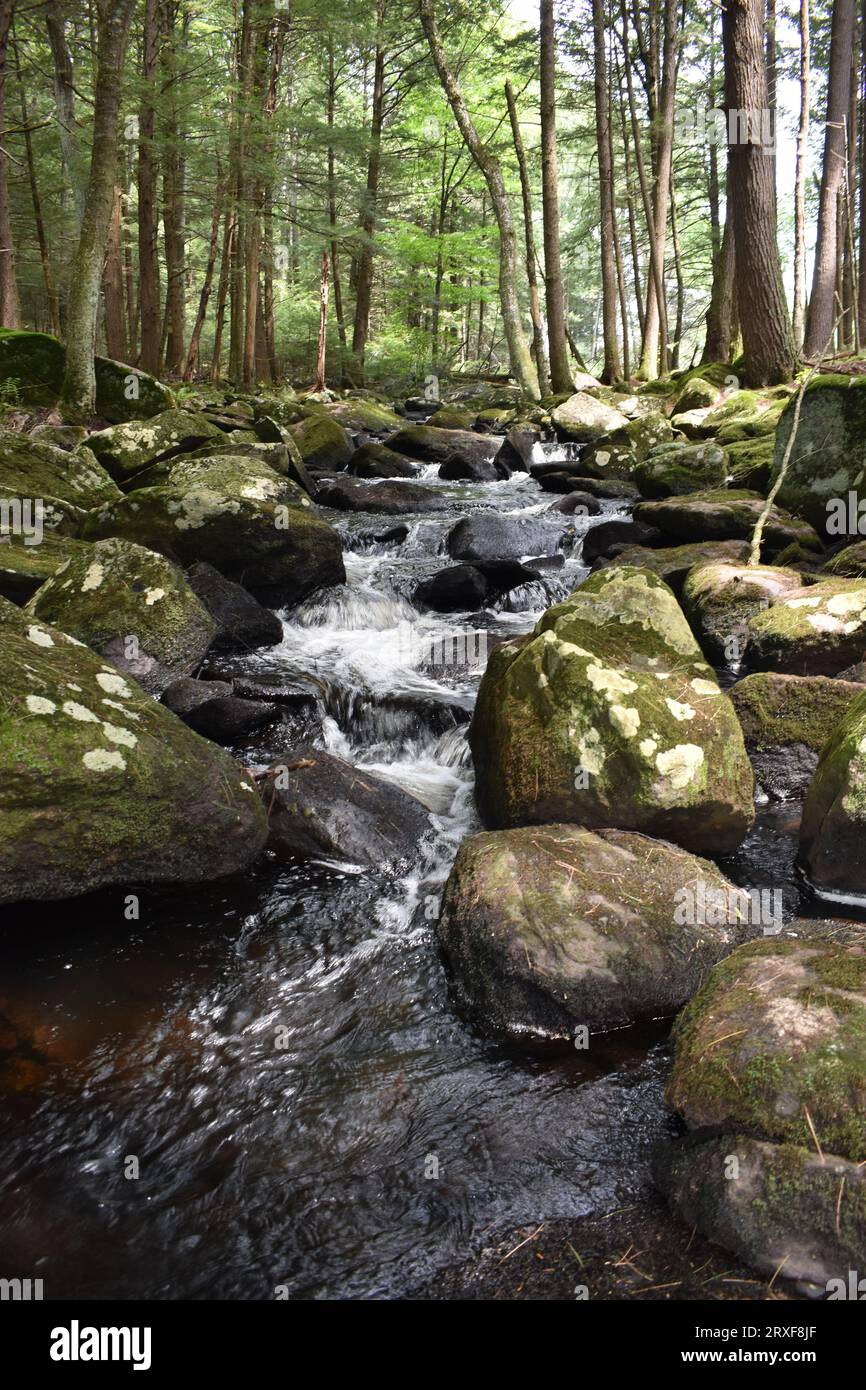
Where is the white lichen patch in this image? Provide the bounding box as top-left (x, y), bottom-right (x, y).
top-left (81, 562), bottom-right (105, 592)
top-left (144, 587), bottom-right (166, 605)
top-left (577, 728), bottom-right (605, 774)
top-left (665, 698), bottom-right (696, 722)
top-left (102, 698), bottom-right (140, 720)
top-left (639, 738), bottom-right (658, 759)
top-left (26, 625), bottom-right (54, 647)
top-left (82, 749), bottom-right (126, 772)
top-left (96, 671), bottom-right (133, 697)
top-left (63, 700), bottom-right (99, 722)
top-left (102, 722), bottom-right (138, 748)
top-left (586, 662), bottom-right (638, 699)
top-left (655, 743), bottom-right (704, 789)
top-left (25, 695), bottom-right (56, 715)
top-left (609, 704), bottom-right (640, 738)
top-left (691, 677), bottom-right (721, 696)
top-left (826, 592), bottom-right (866, 617)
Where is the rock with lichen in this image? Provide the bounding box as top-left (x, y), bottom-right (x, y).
top-left (681, 562), bottom-right (803, 664)
top-left (746, 576), bottom-right (866, 676)
top-left (800, 688), bottom-right (866, 896)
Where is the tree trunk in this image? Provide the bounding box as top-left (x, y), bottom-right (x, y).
top-left (138, 0), bottom-right (160, 373)
top-left (793, 0), bottom-right (810, 350)
top-left (803, 0), bottom-right (856, 357)
top-left (637, 0), bottom-right (678, 380)
top-left (539, 0), bottom-right (572, 392)
top-left (327, 37), bottom-right (347, 373)
top-left (505, 80), bottom-right (549, 394)
top-left (0, 0), bottom-right (20, 327)
top-left (45, 0), bottom-right (83, 225)
top-left (420, 0), bottom-right (539, 398)
top-left (351, 0), bottom-right (386, 380)
top-left (183, 180), bottom-right (224, 380)
top-left (859, 0), bottom-right (866, 341)
top-left (15, 33), bottom-right (61, 335)
top-left (592, 0), bottom-right (621, 382)
top-left (314, 248), bottom-right (329, 391)
top-left (160, 0), bottom-right (187, 375)
top-left (702, 216), bottom-right (737, 363)
top-left (60, 0), bottom-right (137, 418)
top-left (722, 0), bottom-right (793, 384)
top-left (102, 183), bottom-right (127, 359)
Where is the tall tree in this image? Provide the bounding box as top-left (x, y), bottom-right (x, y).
top-left (539, 0), bottom-right (573, 392)
top-left (419, 0), bottom-right (540, 399)
top-left (803, 0), bottom-right (856, 357)
top-left (722, 0), bottom-right (793, 383)
top-left (60, 0), bottom-right (138, 417)
top-left (592, 0), bottom-right (621, 381)
top-left (0, 0), bottom-right (20, 327)
top-left (793, 0), bottom-right (810, 350)
top-left (505, 79), bottom-right (549, 393)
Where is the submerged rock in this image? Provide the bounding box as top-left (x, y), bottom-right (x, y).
top-left (0, 598), bottom-right (267, 903)
top-left (470, 566), bottom-right (754, 855)
top-left (437, 824), bottom-right (755, 1043)
top-left (24, 537), bottom-right (217, 695)
top-left (258, 747), bottom-right (431, 867)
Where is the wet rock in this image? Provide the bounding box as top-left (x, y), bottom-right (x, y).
top-left (347, 443), bottom-right (421, 479)
top-left (385, 423), bottom-right (497, 468)
top-left (680, 562), bottom-right (803, 664)
top-left (414, 564), bottom-right (489, 612)
top-left (493, 423), bottom-right (540, 473)
top-left (551, 391), bottom-right (629, 442)
top-left (634, 489), bottom-right (821, 552)
top-left (656, 1134), bottom-right (866, 1290)
top-left (184, 696), bottom-right (280, 744)
top-left (729, 671), bottom-right (863, 800)
top-left (470, 565), bottom-right (754, 855)
top-left (0, 597), bottom-right (267, 904)
top-left (581, 519), bottom-right (663, 564)
top-left (438, 824), bottom-right (755, 1043)
top-left (634, 442), bottom-right (728, 498)
top-left (536, 474), bottom-right (601, 504)
top-left (315, 475), bottom-right (451, 514)
top-left (161, 676), bottom-right (233, 715)
top-left (556, 475), bottom-right (639, 501)
top-left (258, 746), bottom-right (431, 867)
top-left (745, 576), bottom-right (866, 676)
top-left (25, 537), bottom-right (217, 695)
top-left (547, 490), bottom-right (609, 515)
top-left (83, 454), bottom-right (345, 607)
top-left (186, 561), bottom-right (283, 654)
top-left (800, 688), bottom-right (866, 896)
top-left (438, 452), bottom-right (502, 482)
top-left (87, 410), bottom-right (224, 481)
top-left (447, 513), bottom-right (568, 564)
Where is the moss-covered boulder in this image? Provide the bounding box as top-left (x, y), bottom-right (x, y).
top-left (800, 689), bottom-right (866, 896)
top-left (0, 597), bottom-right (267, 904)
top-left (613, 410), bottom-right (676, 459)
top-left (384, 423), bottom-right (496, 468)
top-left (550, 391), bottom-right (629, 442)
top-left (700, 388), bottom-right (762, 433)
top-left (668, 938), bottom-right (866, 1159)
top-left (634, 488), bottom-right (821, 552)
top-left (82, 454), bottom-right (345, 607)
top-left (0, 330), bottom-right (174, 420)
top-left (772, 375), bottom-right (866, 532)
top-left (324, 398), bottom-right (403, 435)
top-left (0, 429), bottom-right (121, 513)
top-left (746, 576), bottom-right (866, 675)
top-left (822, 540), bottom-right (866, 578)
top-left (470, 566), bottom-right (754, 855)
top-left (730, 671), bottom-right (864, 800)
top-left (576, 440), bottom-right (640, 479)
top-left (87, 410), bottom-right (224, 481)
top-left (288, 413), bottom-right (353, 470)
top-left (25, 537), bottom-right (217, 694)
top-left (595, 540), bottom-right (751, 594)
top-left (438, 824), bottom-right (755, 1043)
top-left (681, 562), bottom-right (803, 664)
top-left (670, 376), bottom-right (720, 415)
top-left (656, 1134), bottom-right (866, 1289)
top-left (725, 436), bottom-right (775, 491)
top-left (634, 442), bottom-right (728, 498)
top-left (347, 443), bottom-right (421, 479)
top-left (0, 533), bottom-right (92, 604)
top-left (425, 407), bottom-right (476, 430)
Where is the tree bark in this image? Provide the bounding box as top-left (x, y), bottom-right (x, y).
top-left (637, 0), bottom-right (678, 379)
top-left (138, 0), bottom-right (161, 372)
top-left (793, 0), bottom-right (810, 350)
top-left (722, 0), bottom-right (793, 384)
top-left (592, 0), bottom-right (621, 382)
top-left (183, 180), bottom-right (224, 380)
top-left (351, 0), bottom-right (386, 379)
top-left (539, 0), bottom-right (572, 392)
top-left (14, 33), bottom-right (61, 335)
top-left (702, 216), bottom-right (737, 363)
top-left (102, 182), bottom-right (127, 359)
top-left (803, 0), bottom-right (856, 357)
top-left (0, 0), bottom-right (20, 327)
top-left (45, 0), bottom-right (83, 225)
top-left (314, 248), bottom-right (329, 391)
top-left (505, 80), bottom-right (549, 394)
top-left (61, 0), bottom-right (137, 418)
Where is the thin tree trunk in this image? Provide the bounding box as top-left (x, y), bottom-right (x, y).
top-left (314, 248), bottom-right (329, 391)
top-left (14, 33), bottom-right (61, 335)
top-left (160, 0), bottom-right (187, 375)
top-left (702, 216), bottom-right (737, 363)
top-left (420, 0), bottom-right (540, 398)
top-left (859, 0), bottom-right (866, 340)
top-left (351, 0), bottom-right (385, 380)
top-left (0, 0), bottom-right (20, 327)
top-left (793, 0), bottom-right (810, 350)
top-left (804, 0), bottom-right (856, 357)
top-left (183, 180), bottom-right (224, 380)
top-left (61, 0), bottom-right (137, 418)
top-left (327, 37), bottom-right (347, 371)
top-left (592, 0), bottom-right (621, 382)
top-left (669, 170), bottom-right (684, 370)
top-left (723, 0), bottom-right (793, 384)
top-left (138, 0), bottom-right (160, 372)
top-left (539, 0), bottom-right (573, 391)
top-left (45, 0), bottom-right (83, 225)
top-left (210, 209), bottom-right (235, 381)
top-left (505, 80), bottom-right (549, 394)
top-left (102, 183), bottom-right (127, 359)
top-left (638, 0), bottom-right (678, 379)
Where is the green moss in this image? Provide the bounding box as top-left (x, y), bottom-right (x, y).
top-left (729, 672), bottom-right (863, 750)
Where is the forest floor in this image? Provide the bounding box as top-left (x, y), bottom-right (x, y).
top-left (413, 1196), bottom-right (804, 1301)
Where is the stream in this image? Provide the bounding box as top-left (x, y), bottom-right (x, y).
top-left (0, 444), bottom-right (840, 1300)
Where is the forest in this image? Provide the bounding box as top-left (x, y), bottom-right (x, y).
top-left (2, 0), bottom-right (866, 1331)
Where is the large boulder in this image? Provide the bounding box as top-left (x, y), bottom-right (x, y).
top-left (87, 410), bottom-right (224, 482)
top-left (745, 577), bottom-right (866, 675)
top-left (447, 513), bottom-right (568, 564)
top-left (680, 562), bottom-right (803, 664)
top-left (550, 391), bottom-right (628, 442)
top-left (595, 541), bottom-right (751, 594)
top-left (634, 442), bottom-right (727, 499)
top-left (289, 413), bottom-right (353, 470)
top-left (800, 688), bottom-right (866, 895)
top-left (385, 423), bottom-right (498, 469)
top-left (414, 564), bottom-right (489, 612)
top-left (670, 376), bottom-right (720, 414)
top-left (772, 375), bottom-right (866, 532)
top-left (634, 489), bottom-right (821, 552)
top-left (323, 398), bottom-right (402, 435)
top-left (0, 329), bottom-right (174, 420)
top-left (24, 537), bottom-right (218, 694)
top-left (730, 671), bottom-right (864, 800)
top-left (82, 454), bottom-right (345, 607)
top-left (438, 824), bottom-right (755, 1043)
top-left (186, 561), bottom-right (283, 653)
top-left (0, 598), bottom-right (267, 903)
top-left (470, 566), bottom-right (754, 855)
top-left (347, 443), bottom-right (421, 479)
top-left (0, 533), bottom-right (92, 604)
top-left (0, 428), bottom-right (121, 513)
top-left (493, 423), bottom-right (540, 473)
top-left (315, 475), bottom-right (451, 513)
top-left (257, 747), bottom-right (431, 867)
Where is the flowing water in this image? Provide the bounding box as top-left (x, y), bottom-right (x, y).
top-left (0, 446), bottom-right (836, 1300)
